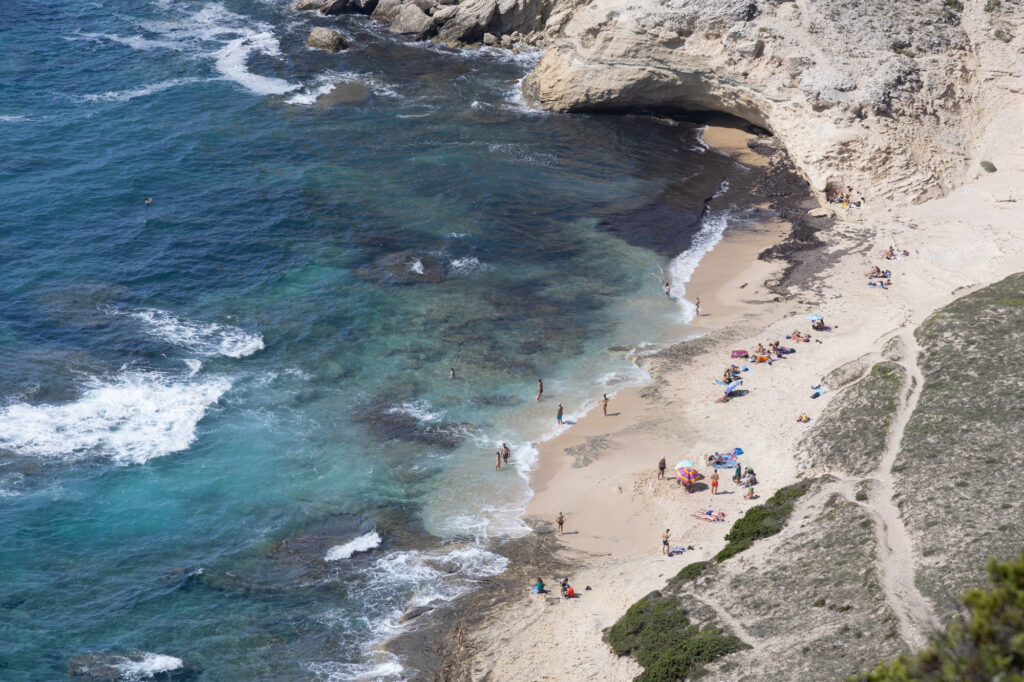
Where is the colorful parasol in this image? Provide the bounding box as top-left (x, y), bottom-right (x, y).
top-left (675, 465), bottom-right (699, 484)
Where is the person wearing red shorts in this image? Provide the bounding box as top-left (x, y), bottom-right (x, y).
top-left (710, 470), bottom-right (720, 495)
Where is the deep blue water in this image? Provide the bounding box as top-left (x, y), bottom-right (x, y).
top-left (0, 1), bottom-right (750, 679)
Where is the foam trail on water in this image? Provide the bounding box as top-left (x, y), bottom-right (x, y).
top-left (0, 372), bottom-right (231, 465)
top-left (325, 531), bottom-right (382, 561)
top-left (668, 196), bottom-right (733, 321)
top-left (215, 33), bottom-right (298, 96)
top-left (130, 308), bottom-right (264, 358)
top-left (78, 78), bottom-right (203, 103)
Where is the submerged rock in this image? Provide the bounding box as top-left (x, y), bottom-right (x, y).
top-left (67, 652), bottom-right (197, 681)
top-left (358, 252), bottom-right (447, 285)
top-left (306, 27), bottom-right (350, 52)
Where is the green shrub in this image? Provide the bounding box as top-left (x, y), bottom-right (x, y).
top-left (853, 551), bottom-right (1024, 681)
top-left (668, 561), bottom-right (708, 586)
top-left (606, 592), bottom-right (747, 681)
top-left (984, 0), bottom-right (1000, 10)
top-left (856, 489), bottom-right (869, 502)
top-left (714, 482), bottom-right (810, 562)
top-left (981, 160), bottom-right (997, 172)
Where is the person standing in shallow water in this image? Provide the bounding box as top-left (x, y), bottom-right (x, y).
top-left (501, 443), bottom-right (510, 465)
top-left (664, 281), bottom-right (671, 298)
top-left (495, 450), bottom-right (501, 470)
top-left (556, 511), bottom-right (565, 536)
top-left (536, 378), bottom-right (543, 401)
top-left (602, 393), bottom-right (609, 416)
top-left (556, 404), bottom-right (563, 424)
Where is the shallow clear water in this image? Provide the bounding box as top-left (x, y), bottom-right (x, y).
top-left (0, 1), bottom-right (753, 679)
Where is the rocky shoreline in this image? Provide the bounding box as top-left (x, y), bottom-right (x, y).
top-left (297, 0), bottom-right (1021, 207)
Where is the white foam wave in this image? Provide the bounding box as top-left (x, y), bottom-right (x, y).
top-left (448, 256), bottom-right (488, 275)
top-left (78, 78), bottom-right (203, 103)
top-left (407, 259), bottom-right (425, 275)
top-left (384, 400), bottom-right (444, 423)
top-left (285, 81), bottom-right (337, 105)
top-left (72, 31), bottom-right (185, 51)
top-left (131, 308), bottom-right (264, 358)
top-left (215, 32), bottom-right (298, 95)
top-left (77, 5), bottom-right (298, 97)
top-left (0, 372), bottom-right (231, 465)
top-left (325, 531), bottom-right (382, 561)
top-left (0, 115), bottom-right (30, 122)
top-left (308, 656), bottom-right (404, 682)
top-left (114, 652), bottom-right (183, 680)
top-left (667, 208), bottom-right (733, 322)
top-left (373, 545), bottom-right (509, 607)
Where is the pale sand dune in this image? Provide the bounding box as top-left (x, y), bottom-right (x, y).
top-left (465, 112), bottom-right (1024, 679)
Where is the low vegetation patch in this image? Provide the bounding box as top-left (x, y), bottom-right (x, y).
top-left (854, 551), bottom-right (1024, 681)
top-left (606, 591), bottom-right (747, 681)
top-left (981, 160), bottom-right (997, 172)
top-left (668, 561), bottom-right (708, 586)
top-left (714, 481), bottom-right (811, 562)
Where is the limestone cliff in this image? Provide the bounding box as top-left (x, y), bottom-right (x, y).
top-left (521, 0), bottom-right (1024, 203)
top-left (301, 0), bottom-right (1023, 203)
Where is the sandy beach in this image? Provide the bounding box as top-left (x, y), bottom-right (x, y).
top-left (451, 110), bottom-right (1024, 680)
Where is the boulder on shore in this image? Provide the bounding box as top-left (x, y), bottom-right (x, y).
top-left (306, 27), bottom-right (350, 51)
top-left (389, 4), bottom-right (435, 37)
top-left (295, 0), bottom-right (348, 14)
top-left (296, 0), bottom-right (378, 14)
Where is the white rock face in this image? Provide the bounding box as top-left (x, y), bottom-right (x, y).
top-left (518, 0), bottom-right (1024, 203)
top-left (390, 3), bottom-right (434, 36)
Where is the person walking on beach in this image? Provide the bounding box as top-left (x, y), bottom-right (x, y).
top-left (695, 297), bottom-right (701, 316)
top-left (556, 403), bottom-right (563, 424)
top-left (710, 470), bottom-right (719, 495)
top-left (661, 529), bottom-right (671, 555)
top-left (501, 442), bottom-right (510, 464)
top-left (536, 378), bottom-right (543, 401)
top-left (733, 462), bottom-right (742, 484)
top-left (556, 511), bottom-right (565, 536)
top-left (657, 457), bottom-right (666, 480)
top-left (602, 393), bottom-right (609, 416)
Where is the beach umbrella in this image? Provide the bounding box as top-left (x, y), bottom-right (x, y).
top-left (675, 466), bottom-right (699, 484)
top-left (806, 314), bottom-right (823, 321)
top-left (678, 459), bottom-right (696, 469)
top-left (725, 380), bottom-right (742, 395)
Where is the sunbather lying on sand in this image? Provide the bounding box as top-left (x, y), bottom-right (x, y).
top-left (866, 265), bottom-right (883, 277)
top-left (797, 413), bottom-right (810, 423)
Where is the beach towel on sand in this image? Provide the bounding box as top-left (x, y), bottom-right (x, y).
top-left (667, 546), bottom-right (687, 556)
top-left (731, 350), bottom-right (748, 359)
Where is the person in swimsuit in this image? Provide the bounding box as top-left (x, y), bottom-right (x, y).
top-left (501, 443), bottom-right (510, 464)
top-left (536, 379), bottom-right (543, 401)
top-left (144, 197), bottom-right (152, 206)
top-left (495, 450), bottom-right (501, 470)
top-left (694, 298), bottom-right (700, 316)
top-left (556, 511), bottom-right (565, 536)
top-left (710, 470), bottom-right (719, 494)
top-left (661, 529), bottom-right (670, 555)
top-left (602, 393), bottom-right (609, 416)
top-left (450, 366), bottom-right (456, 379)
top-left (556, 404), bottom-right (563, 424)
top-left (658, 457), bottom-right (666, 479)
top-left (664, 281), bottom-right (671, 298)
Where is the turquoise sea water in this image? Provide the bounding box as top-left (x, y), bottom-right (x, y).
top-left (0, 1), bottom-right (755, 678)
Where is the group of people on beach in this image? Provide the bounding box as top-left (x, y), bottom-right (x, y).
top-left (826, 184), bottom-right (864, 208)
top-left (532, 575), bottom-right (577, 599)
top-left (865, 246), bottom-right (910, 289)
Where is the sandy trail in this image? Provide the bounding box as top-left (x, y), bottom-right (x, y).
top-left (865, 328), bottom-right (939, 648)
